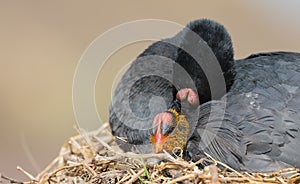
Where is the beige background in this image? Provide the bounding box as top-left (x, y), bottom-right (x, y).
top-left (1, 1), bottom-right (300, 180)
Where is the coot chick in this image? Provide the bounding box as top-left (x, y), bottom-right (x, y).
top-left (109, 19), bottom-right (300, 172)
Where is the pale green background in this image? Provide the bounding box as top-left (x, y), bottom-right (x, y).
top-left (1, 1), bottom-right (300, 180)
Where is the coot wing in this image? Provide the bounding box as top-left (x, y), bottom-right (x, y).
top-left (187, 52), bottom-right (300, 172)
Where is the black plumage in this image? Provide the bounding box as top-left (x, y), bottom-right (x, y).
top-left (109, 19), bottom-right (300, 172)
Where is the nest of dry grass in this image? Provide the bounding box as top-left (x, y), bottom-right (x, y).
top-left (2, 123), bottom-right (300, 184)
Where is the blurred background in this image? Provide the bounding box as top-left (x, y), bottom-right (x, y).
top-left (1, 0), bottom-right (300, 181)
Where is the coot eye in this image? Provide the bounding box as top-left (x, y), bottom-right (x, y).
top-left (150, 125), bottom-right (158, 135)
top-left (161, 120), bottom-right (176, 136)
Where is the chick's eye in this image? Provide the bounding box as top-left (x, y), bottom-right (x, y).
top-left (150, 125), bottom-right (158, 135)
top-left (161, 123), bottom-right (175, 136)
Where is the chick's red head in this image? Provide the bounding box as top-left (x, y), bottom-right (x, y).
top-left (150, 109), bottom-right (189, 153)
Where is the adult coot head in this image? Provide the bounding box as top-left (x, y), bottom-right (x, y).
top-left (109, 19), bottom-right (235, 155)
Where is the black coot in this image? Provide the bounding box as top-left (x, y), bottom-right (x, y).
top-left (109, 19), bottom-right (300, 172)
